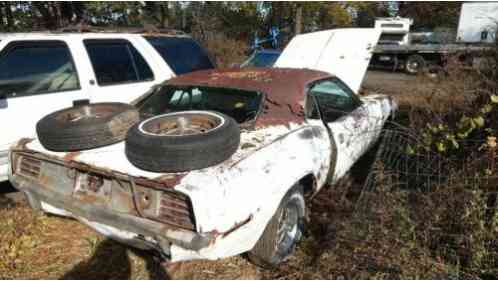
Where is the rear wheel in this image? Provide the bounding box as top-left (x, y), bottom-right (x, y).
top-left (405, 54), bottom-right (426, 75)
top-left (248, 185), bottom-right (305, 268)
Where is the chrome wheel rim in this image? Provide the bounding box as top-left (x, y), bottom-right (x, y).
top-left (407, 61), bottom-right (420, 73)
top-left (140, 111), bottom-right (224, 137)
top-left (277, 200), bottom-right (299, 251)
top-left (57, 104), bottom-right (117, 123)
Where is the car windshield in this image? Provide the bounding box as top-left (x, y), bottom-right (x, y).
top-left (241, 51), bottom-right (281, 68)
top-left (137, 85), bottom-right (263, 124)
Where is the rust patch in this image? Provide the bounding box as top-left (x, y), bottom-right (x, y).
top-left (221, 215), bottom-right (253, 238)
top-left (108, 110), bottom-right (140, 137)
top-left (209, 70), bottom-right (272, 82)
top-left (63, 151), bottom-right (81, 162)
top-left (167, 68), bottom-right (333, 128)
top-left (154, 173), bottom-right (188, 187)
top-left (207, 215), bottom-right (253, 241)
top-left (11, 148), bottom-right (179, 192)
top-left (17, 138), bottom-right (34, 149)
top-left (240, 143), bottom-right (256, 150)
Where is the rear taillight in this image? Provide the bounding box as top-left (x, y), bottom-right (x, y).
top-left (19, 157), bottom-right (41, 179)
top-left (158, 191), bottom-right (196, 231)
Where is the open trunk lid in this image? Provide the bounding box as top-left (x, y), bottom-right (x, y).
top-left (274, 28), bottom-right (381, 93)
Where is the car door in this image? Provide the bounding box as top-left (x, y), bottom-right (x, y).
top-left (82, 38), bottom-right (167, 104)
top-left (308, 78), bottom-right (377, 180)
top-left (275, 28), bottom-right (381, 94)
top-left (0, 39), bottom-right (90, 152)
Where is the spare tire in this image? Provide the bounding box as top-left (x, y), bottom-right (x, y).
top-left (37, 103), bottom-right (139, 152)
top-left (125, 111), bottom-right (240, 172)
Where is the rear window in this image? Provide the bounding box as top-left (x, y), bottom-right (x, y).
top-left (145, 36), bottom-right (214, 75)
top-left (379, 33), bottom-right (406, 43)
top-left (381, 23), bottom-right (404, 28)
top-left (137, 85), bottom-right (262, 124)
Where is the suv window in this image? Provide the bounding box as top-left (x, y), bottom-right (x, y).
top-left (145, 36), bottom-right (214, 75)
top-left (0, 40), bottom-right (80, 97)
top-left (84, 39), bottom-right (154, 86)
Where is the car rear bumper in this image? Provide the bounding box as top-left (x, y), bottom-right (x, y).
top-left (9, 173), bottom-right (214, 259)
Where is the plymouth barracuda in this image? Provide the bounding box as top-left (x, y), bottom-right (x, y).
top-left (8, 28), bottom-right (396, 267)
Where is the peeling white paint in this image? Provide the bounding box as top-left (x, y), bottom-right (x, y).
top-left (15, 24), bottom-right (395, 261)
top-left (21, 93), bottom-right (395, 262)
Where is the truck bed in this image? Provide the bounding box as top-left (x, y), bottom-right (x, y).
top-left (374, 43), bottom-right (491, 54)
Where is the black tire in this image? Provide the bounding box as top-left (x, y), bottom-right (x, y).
top-left (425, 65), bottom-right (447, 80)
top-left (248, 185), bottom-right (305, 268)
top-left (125, 111), bottom-right (240, 173)
top-left (405, 54), bottom-right (426, 75)
top-left (36, 103), bottom-right (139, 152)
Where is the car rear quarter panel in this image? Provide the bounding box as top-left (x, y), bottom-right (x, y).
top-left (171, 122), bottom-right (331, 260)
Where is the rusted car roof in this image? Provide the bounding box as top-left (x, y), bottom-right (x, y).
top-left (167, 68), bottom-right (332, 127)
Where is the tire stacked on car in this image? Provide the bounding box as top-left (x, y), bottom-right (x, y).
top-left (36, 104), bottom-right (241, 172)
top-left (36, 102), bottom-right (140, 152)
top-left (125, 111), bottom-right (240, 172)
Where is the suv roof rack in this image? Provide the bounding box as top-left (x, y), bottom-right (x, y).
top-left (53, 24), bottom-right (187, 36)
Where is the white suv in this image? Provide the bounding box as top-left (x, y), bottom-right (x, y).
top-left (0, 32), bottom-right (214, 181)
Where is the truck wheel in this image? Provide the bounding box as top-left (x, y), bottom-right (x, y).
top-left (37, 103), bottom-right (139, 152)
top-left (125, 111), bottom-right (240, 172)
top-left (248, 185), bottom-right (305, 268)
top-left (405, 54), bottom-right (426, 75)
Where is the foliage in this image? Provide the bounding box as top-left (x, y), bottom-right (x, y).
top-left (397, 2), bottom-right (461, 29)
top-left (200, 37), bottom-right (247, 68)
top-left (395, 39), bottom-right (498, 279)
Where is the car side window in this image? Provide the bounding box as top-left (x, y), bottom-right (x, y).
top-left (84, 39), bottom-right (154, 86)
top-left (308, 78), bottom-right (360, 122)
top-left (0, 40), bottom-right (80, 97)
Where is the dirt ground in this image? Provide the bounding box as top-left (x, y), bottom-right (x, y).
top-left (0, 70), bottom-right (426, 279)
top-left (362, 70), bottom-right (416, 96)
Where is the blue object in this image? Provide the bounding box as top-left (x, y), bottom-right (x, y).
top-left (251, 26), bottom-right (280, 50)
top-left (240, 49), bottom-right (282, 68)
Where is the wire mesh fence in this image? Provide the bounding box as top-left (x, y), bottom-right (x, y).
top-left (363, 123), bottom-right (496, 190)
top-left (352, 122), bottom-right (497, 278)
top-left (359, 122), bottom-right (497, 217)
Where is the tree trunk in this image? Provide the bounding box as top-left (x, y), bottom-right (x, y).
top-left (295, 4), bottom-right (303, 34)
top-left (182, 6), bottom-right (187, 30)
top-left (33, 2), bottom-right (56, 29)
top-left (4, 2), bottom-right (14, 29)
top-left (159, 2), bottom-right (169, 28)
top-left (0, 3), bottom-right (5, 30)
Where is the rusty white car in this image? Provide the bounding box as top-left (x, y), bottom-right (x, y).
top-left (8, 29), bottom-right (396, 267)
